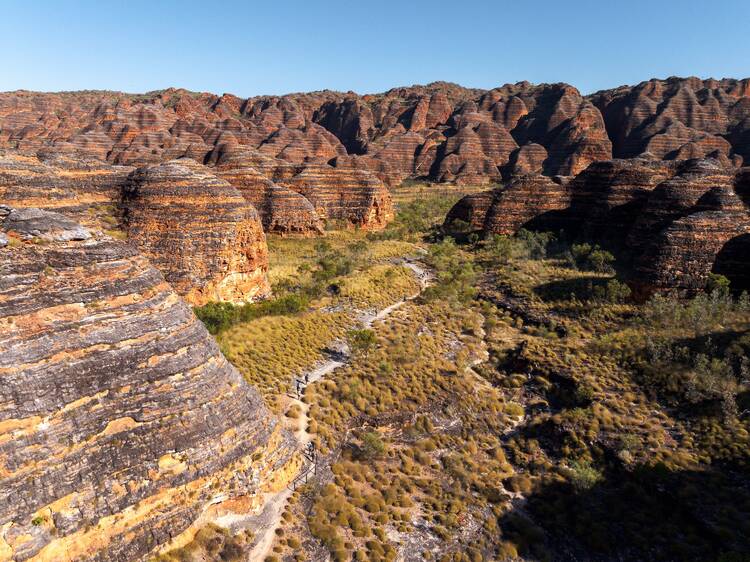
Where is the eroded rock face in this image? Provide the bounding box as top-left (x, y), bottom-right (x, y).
top-left (0, 209), bottom-right (296, 561)
top-left (566, 157), bottom-right (676, 240)
top-left (627, 158), bottom-right (735, 251)
top-left (591, 77), bottom-right (750, 165)
top-left (446, 175), bottom-right (572, 236)
top-left (2, 78), bottom-right (746, 190)
top-left (121, 159), bottom-right (271, 305)
top-left (0, 151), bottom-right (272, 305)
top-left (0, 150), bottom-right (132, 226)
top-left (210, 145), bottom-right (324, 235)
top-left (503, 143), bottom-right (548, 177)
top-left (209, 144), bottom-right (391, 233)
top-left (631, 161), bottom-right (750, 296)
top-left (279, 163), bottom-right (394, 230)
top-left (443, 190), bottom-right (496, 231)
top-left (484, 175), bottom-right (572, 235)
top-left (0, 81), bottom-right (609, 189)
top-left (446, 157), bottom-right (750, 295)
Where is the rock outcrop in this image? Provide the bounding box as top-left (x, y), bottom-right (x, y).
top-left (0, 151), bottom-right (272, 304)
top-left (0, 207), bottom-right (297, 561)
top-left (212, 148), bottom-right (324, 235)
top-left (121, 159), bottom-right (271, 305)
top-left (446, 157), bottom-right (750, 295)
top-left (631, 161), bottom-right (750, 296)
top-left (483, 175), bottom-right (572, 235)
top-left (208, 144), bottom-right (392, 234)
top-left (565, 157), bottom-right (676, 240)
top-left (0, 150), bottom-right (132, 226)
top-left (591, 77), bottom-right (750, 165)
top-left (2, 78), bottom-right (746, 190)
top-left (503, 143), bottom-right (548, 178)
top-left (278, 163), bottom-right (394, 230)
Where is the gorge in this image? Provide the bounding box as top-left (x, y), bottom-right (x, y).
top-left (1, 75), bottom-right (750, 561)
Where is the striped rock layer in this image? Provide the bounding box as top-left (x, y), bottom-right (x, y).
top-left (0, 207), bottom-right (297, 561)
top-left (4, 77), bottom-right (746, 190)
top-left (591, 77), bottom-right (750, 165)
top-left (209, 144), bottom-right (392, 234)
top-left (0, 151), bottom-right (132, 225)
top-left (0, 151), bottom-right (272, 305)
top-left (445, 158), bottom-right (750, 295)
top-left (122, 159), bottom-right (271, 305)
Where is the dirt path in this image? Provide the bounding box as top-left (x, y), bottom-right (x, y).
top-left (245, 258), bottom-right (432, 562)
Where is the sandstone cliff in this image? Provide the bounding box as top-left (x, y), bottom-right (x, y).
top-left (0, 151), bottom-right (272, 305)
top-left (591, 77), bottom-right (750, 165)
top-left (209, 144), bottom-right (392, 234)
top-left (0, 207), bottom-right (297, 561)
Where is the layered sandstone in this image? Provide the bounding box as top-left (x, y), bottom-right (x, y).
top-left (631, 161), bottom-right (750, 295)
top-left (0, 81), bottom-right (612, 189)
top-left (121, 159), bottom-right (271, 305)
top-left (209, 144), bottom-right (391, 233)
top-left (591, 77), bottom-right (750, 165)
top-left (0, 151), bottom-right (272, 304)
top-left (3, 78), bottom-right (746, 191)
top-left (278, 163), bottom-right (394, 230)
top-left (627, 158), bottom-right (735, 251)
top-left (210, 145), bottom-right (324, 235)
top-left (446, 175), bottom-right (572, 235)
top-left (0, 207), bottom-right (296, 561)
top-left (503, 143), bottom-right (547, 177)
top-left (446, 157), bottom-right (750, 295)
top-left (565, 157), bottom-right (676, 240)
top-left (0, 150), bottom-right (132, 226)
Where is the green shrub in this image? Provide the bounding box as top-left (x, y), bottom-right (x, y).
top-left (571, 243), bottom-right (615, 273)
top-left (707, 272), bottom-right (731, 295)
top-left (194, 293), bottom-right (310, 334)
top-left (592, 279), bottom-right (631, 303)
top-left (568, 460), bottom-right (603, 491)
top-left (516, 229), bottom-right (556, 260)
top-left (348, 329), bottom-right (377, 356)
top-left (359, 432), bottom-right (386, 460)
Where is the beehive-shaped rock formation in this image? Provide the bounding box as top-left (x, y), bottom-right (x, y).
top-left (121, 159), bottom-right (270, 305)
top-left (0, 207), bottom-right (296, 561)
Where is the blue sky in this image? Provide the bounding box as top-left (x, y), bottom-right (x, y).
top-left (1, 0), bottom-right (748, 96)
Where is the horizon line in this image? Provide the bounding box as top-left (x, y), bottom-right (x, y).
top-left (3, 74), bottom-right (749, 100)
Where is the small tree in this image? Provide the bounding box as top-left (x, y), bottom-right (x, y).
top-left (359, 431), bottom-right (386, 460)
top-left (347, 329), bottom-right (376, 356)
top-left (571, 243), bottom-right (615, 273)
top-left (706, 272), bottom-right (731, 295)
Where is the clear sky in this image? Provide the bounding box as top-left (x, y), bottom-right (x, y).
top-left (2, 0), bottom-right (748, 97)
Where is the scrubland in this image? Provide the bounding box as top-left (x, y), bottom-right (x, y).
top-left (192, 184), bottom-right (750, 562)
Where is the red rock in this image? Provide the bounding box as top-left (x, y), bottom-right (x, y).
top-left (443, 190), bottom-right (496, 231)
top-left (0, 150), bottom-right (132, 226)
top-left (211, 146), bottom-right (324, 235)
top-left (279, 163), bottom-right (394, 230)
top-left (627, 158), bottom-right (734, 251)
top-left (1, 77), bottom-right (748, 190)
top-left (633, 183), bottom-right (750, 296)
top-left (446, 175), bottom-right (571, 234)
top-left (0, 207), bottom-right (295, 561)
top-left (591, 77), bottom-right (750, 164)
top-left (503, 143), bottom-right (548, 177)
top-left (122, 159), bottom-right (271, 305)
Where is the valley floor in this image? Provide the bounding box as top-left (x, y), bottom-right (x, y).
top-left (164, 186), bottom-right (750, 562)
